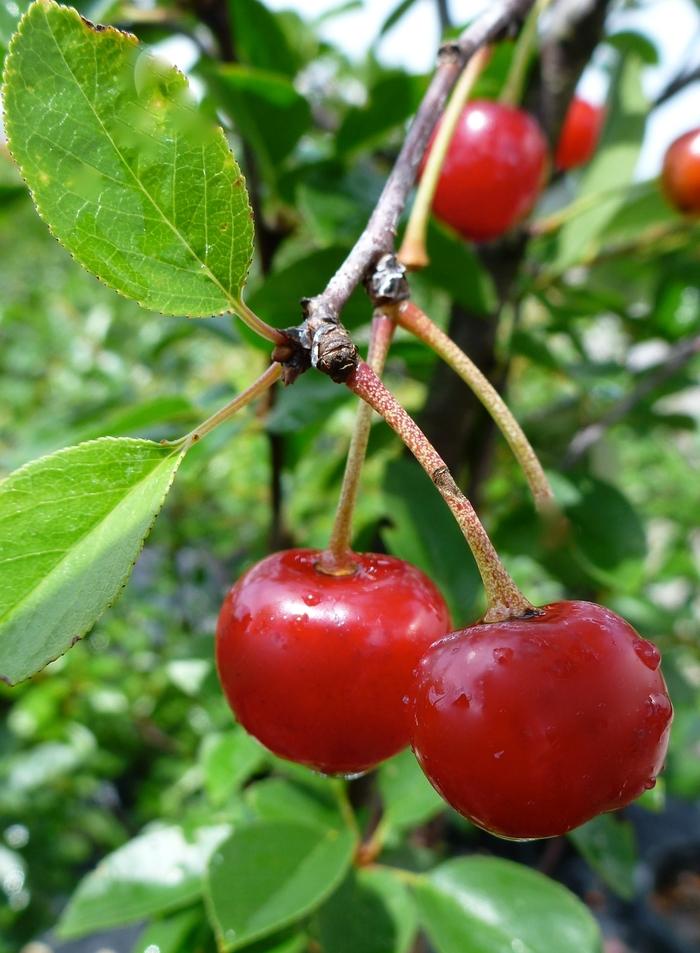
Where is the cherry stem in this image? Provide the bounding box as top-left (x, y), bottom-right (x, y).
top-left (347, 361), bottom-right (534, 623)
top-left (499, 0), bottom-right (547, 107)
top-left (234, 298), bottom-right (288, 346)
top-left (392, 301), bottom-right (557, 516)
top-left (319, 313), bottom-right (396, 575)
top-left (177, 363), bottom-right (282, 447)
top-left (398, 46), bottom-right (492, 271)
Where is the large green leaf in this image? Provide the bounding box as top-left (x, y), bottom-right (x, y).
top-left (569, 815), bottom-right (637, 899)
top-left (414, 857), bottom-right (602, 953)
top-left (0, 437), bottom-right (186, 684)
top-left (205, 821), bottom-right (357, 951)
top-left (553, 51), bottom-right (647, 271)
top-left (316, 867), bottom-right (417, 953)
top-left (378, 749), bottom-right (444, 834)
top-left (3, 1), bottom-right (253, 317)
top-left (58, 824), bottom-right (229, 938)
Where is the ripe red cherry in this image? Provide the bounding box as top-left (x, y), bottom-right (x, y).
top-left (423, 99), bottom-right (548, 241)
top-left (216, 548), bottom-right (450, 775)
top-left (662, 128), bottom-right (700, 214)
top-left (411, 601), bottom-right (672, 840)
top-left (555, 97), bottom-right (605, 171)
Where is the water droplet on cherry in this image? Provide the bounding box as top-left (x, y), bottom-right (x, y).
top-left (493, 647), bottom-right (514, 665)
top-left (633, 639), bottom-right (661, 671)
top-left (402, 695), bottom-right (409, 705)
top-left (644, 777), bottom-right (657, 790)
top-left (303, 592), bottom-right (320, 606)
top-left (453, 692), bottom-right (470, 709)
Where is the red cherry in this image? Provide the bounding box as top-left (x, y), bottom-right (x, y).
top-left (216, 548), bottom-right (451, 775)
top-left (555, 97), bottom-right (605, 171)
top-left (411, 601), bottom-right (672, 839)
top-left (662, 128), bottom-right (700, 215)
top-left (423, 99), bottom-right (548, 241)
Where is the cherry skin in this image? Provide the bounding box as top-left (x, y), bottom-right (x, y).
top-left (555, 97), bottom-right (605, 171)
top-left (423, 99), bottom-right (548, 241)
top-left (662, 128), bottom-right (700, 215)
top-left (216, 548), bottom-right (451, 775)
top-left (411, 601), bottom-right (672, 840)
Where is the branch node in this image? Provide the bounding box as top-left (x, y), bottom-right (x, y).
top-left (365, 254), bottom-right (410, 306)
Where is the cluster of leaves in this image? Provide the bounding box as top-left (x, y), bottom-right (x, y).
top-left (0, 0), bottom-right (699, 951)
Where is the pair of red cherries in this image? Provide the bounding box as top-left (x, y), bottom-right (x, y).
top-left (216, 547), bottom-right (672, 840)
top-left (424, 95), bottom-right (605, 242)
top-left (427, 95), bottom-right (700, 242)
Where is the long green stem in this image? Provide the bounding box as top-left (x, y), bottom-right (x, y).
top-left (393, 301), bottom-right (556, 515)
top-left (318, 313), bottom-right (396, 574)
top-left (234, 298), bottom-right (288, 346)
top-left (398, 46), bottom-right (492, 270)
top-left (347, 361), bottom-right (534, 623)
top-left (499, 0), bottom-right (547, 107)
top-left (176, 363), bottom-right (282, 447)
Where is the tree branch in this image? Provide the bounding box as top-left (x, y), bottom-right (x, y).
top-left (653, 63), bottom-right (700, 108)
top-left (296, 0), bottom-right (535, 378)
top-left (563, 333), bottom-right (700, 468)
top-left (536, 0), bottom-right (612, 146)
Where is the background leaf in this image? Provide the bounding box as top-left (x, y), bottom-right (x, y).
top-left (552, 50), bottom-right (648, 271)
top-left (378, 749), bottom-right (444, 835)
top-left (58, 824), bottom-right (229, 938)
top-left (569, 814), bottom-right (637, 899)
top-left (0, 437), bottom-right (186, 684)
top-left (414, 857), bottom-right (602, 953)
top-left (205, 821), bottom-right (357, 951)
top-left (316, 867), bottom-right (417, 953)
top-left (381, 457), bottom-right (481, 624)
top-left (4, 0), bottom-right (253, 317)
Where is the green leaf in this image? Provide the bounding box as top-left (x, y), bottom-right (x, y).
top-left (379, 0), bottom-right (419, 38)
top-left (422, 219), bottom-right (497, 314)
top-left (247, 245), bottom-right (367, 330)
top-left (414, 857), bottom-right (602, 953)
top-left (58, 824), bottom-right (230, 938)
top-left (336, 70), bottom-right (426, 156)
top-left (200, 727), bottom-right (267, 806)
top-left (567, 475), bottom-right (647, 586)
top-left (3, 1), bottom-right (253, 317)
top-left (210, 65), bottom-right (311, 179)
top-left (0, 0), bottom-right (30, 49)
top-left (382, 458), bottom-right (481, 624)
top-left (378, 749), bottom-right (444, 834)
top-left (0, 437), bottom-right (186, 684)
top-left (569, 814), bottom-right (637, 899)
top-left (205, 821), bottom-right (357, 951)
top-left (316, 867), bottom-right (417, 953)
top-left (246, 777), bottom-right (344, 831)
top-left (607, 30), bottom-right (659, 64)
top-left (553, 51), bottom-right (647, 271)
top-left (228, 0), bottom-right (300, 78)
top-left (132, 906), bottom-right (202, 953)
